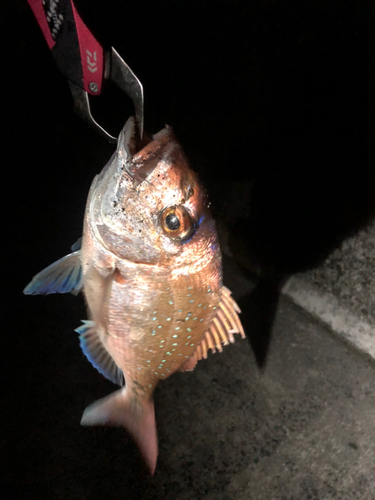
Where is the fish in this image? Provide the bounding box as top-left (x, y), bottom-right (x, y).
top-left (24, 117), bottom-right (245, 474)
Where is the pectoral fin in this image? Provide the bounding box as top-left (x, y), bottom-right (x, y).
top-left (75, 320), bottom-right (124, 386)
top-left (70, 237), bottom-right (82, 252)
top-left (179, 286), bottom-right (245, 372)
top-left (23, 251), bottom-right (83, 296)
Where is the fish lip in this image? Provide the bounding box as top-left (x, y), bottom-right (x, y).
top-left (132, 126), bottom-right (173, 163)
top-left (116, 117), bottom-right (138, 178)
top-left (119, 121), bottom-right (176, 184)
top-left (118, 116), bottom-right (138, 157)
top-left (115, 118), bottom-right (178, 187)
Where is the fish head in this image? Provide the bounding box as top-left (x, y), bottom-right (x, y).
top-left (90, 117), bottom-right (218, 266)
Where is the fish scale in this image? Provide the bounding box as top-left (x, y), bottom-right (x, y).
top-left (105, 264), bottom-right (220, 388)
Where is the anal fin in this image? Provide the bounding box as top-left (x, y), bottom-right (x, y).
top-left (75, 320), bottom-right (124, 386)
top-left (179, 286), bottom-right (245, 372)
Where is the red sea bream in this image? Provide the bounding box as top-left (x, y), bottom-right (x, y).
top-left (24, 117), bottom-right (245, 474)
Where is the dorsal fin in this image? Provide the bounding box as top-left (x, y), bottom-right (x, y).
top-left (179, 286), bottom-right (245, 372)
top-left (75, 321), bottom-right (124, 386)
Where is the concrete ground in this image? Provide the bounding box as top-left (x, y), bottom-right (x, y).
top-left (282, 218), bottom-right (375, 360)
top-left (5, 256), bottom-right (375, 499)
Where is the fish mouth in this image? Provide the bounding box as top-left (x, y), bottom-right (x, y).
top-left (118, 117), bottom-right (176, 185)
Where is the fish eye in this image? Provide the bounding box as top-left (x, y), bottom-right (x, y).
top-left (161, 206), bottom-right (196, 240)
top-left (165, 212), bottom-right (180, 231)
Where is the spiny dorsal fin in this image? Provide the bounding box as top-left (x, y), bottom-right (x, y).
top-left (23, 251), bottom-right (83, 296)
top-left (179, 286), bottom-right (245, 372)
top-left (75, 321), bottom-right (124, 386)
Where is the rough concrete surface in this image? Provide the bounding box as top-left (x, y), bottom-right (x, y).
top-left (283, 218), bottom-right (375, 360)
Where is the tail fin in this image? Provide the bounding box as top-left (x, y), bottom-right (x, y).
top-left (81, 388), bottom-right (158, 475)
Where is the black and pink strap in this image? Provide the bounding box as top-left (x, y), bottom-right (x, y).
top-left (27, 0), bottom-right (104, 96)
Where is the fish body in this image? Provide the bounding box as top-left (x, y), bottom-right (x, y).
top-left (24, 118), bottom-right (244, 474)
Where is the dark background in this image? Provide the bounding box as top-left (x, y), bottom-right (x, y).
top-left (2, 0), bottom-right (375, 498)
